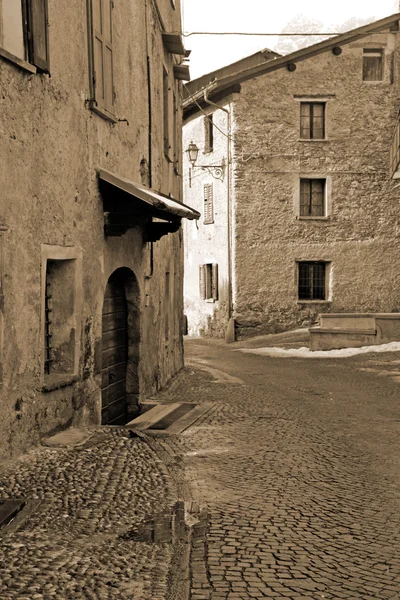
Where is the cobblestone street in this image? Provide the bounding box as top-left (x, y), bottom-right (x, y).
top-left (159, 338), bottom-right (400, 600)
top-left (0, 428), bottom-right (177, 600)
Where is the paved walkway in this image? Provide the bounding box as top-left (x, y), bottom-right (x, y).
top-left (158, 338), bottom-right (400, 600)
top-left (0, 428), bottom-right (176, 600)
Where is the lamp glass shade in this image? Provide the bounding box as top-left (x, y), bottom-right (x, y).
top-left (187, 142), bottom-right (199, 165)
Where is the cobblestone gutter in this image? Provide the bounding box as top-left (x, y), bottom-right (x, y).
top-left (0, 427), bottom-right (187, 600)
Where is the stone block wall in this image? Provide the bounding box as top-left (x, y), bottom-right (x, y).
top-left (232, 30), bottom-right (400, 338)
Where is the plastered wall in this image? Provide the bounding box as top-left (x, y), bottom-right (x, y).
top-left (0, 0), bottom-right (185, 458)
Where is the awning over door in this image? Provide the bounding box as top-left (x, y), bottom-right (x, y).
top-left (98, 168), bottom-right (200, 238)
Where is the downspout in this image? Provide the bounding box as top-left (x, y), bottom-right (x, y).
top-left (203, 90), bottom-right (235, 342)
top-left (145, 0), bottom-right (153, 277)
top-left (145, 0), bottom-right (152, 188)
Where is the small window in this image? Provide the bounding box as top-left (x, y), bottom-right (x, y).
top-left (298, 262), bottom-right (327, 300)
top-left (300, 103), bottom-right (325, 139)
top-left (44, 259), bottom-right (77, 377)
top-left (89, 0), bottom-right (115, 118)
top-left (363, 49), bottom-right (383, 81)
top-left (300, 179), bottom-right (326, 217)
top-left (203, 183), bottom-right (214, 224)
top-left (0, 0), bottom-right (50, 70)
top-left (199, 263), bottom-right (218, 301)
top-left (163, 67), bottom-right (170, 157)
top-left (204, 115), bottom-right (214, 153)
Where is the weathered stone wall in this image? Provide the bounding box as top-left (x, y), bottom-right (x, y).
top-left (0, 0), bottom-right (185, 458)
top-left (232, 31), bottom-right (400, 338)
top-left (183, 106), bottom-right (231, 337)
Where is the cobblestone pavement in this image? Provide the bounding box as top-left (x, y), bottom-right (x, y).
top-left (0, 428), bottom-right (176, 600)
top-left (158, 338), bottom-right (400, 600)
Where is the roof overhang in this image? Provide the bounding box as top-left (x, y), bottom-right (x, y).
top-left (174, 64), bottom-right (191, 81)
top-left (98, 168), bottom-right (200, 237)
top-left (162, 33), bottom-right (186, 56)
top-left (183, 12), bottom-right (400, 116)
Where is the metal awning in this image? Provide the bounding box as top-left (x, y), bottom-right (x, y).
top-left (98, 169), bottom-right (200, 220)
top-left (162, 33), bottom-right (186, 56)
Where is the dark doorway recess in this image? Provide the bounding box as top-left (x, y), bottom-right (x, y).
top-left (101, 268), bottom-right (140, 425)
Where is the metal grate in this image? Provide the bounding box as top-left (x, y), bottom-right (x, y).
top-left (44, 278), bottom-right (53, 374)
top-left (298, 262), bottom-right (326, 300)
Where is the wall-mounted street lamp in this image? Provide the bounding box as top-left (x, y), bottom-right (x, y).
top-left (186, 141), bottom-right (226, 181)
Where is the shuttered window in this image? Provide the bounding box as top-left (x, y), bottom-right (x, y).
top-left (300, 103), bottom-right (325, 139)
top-left (298, 262), bottom-right (327, 300)
top-left (199, 263), bottom-right (218, 301)
top-left (90, 0), bottom-right (115, 117)
top-left (300, 179), bottom-right (325, 217)
top-left (363, 49), bottom-right (383, 81)
top-left (203, 183), bottom-right (214, 224)
top-left (204, 115), bottom-right (214, 153)
top-left (0, 0), bottom-right (50, 71)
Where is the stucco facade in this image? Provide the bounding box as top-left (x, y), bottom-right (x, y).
top-left (0, 0), bottom-right (195, 458)
top-left (183, 16), bottom-right (400, 340)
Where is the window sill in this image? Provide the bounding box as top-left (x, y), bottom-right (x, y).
top-left (298, 138), bottom-right (329, 143)
top-left (297, 300), bottom-right (331, 305)
top-left (88, 101), bottom-right (118, 123)
top-left (204, 220), bottom-right (214, 225)
top-left (205, 298), bottom-right (216, 303)
top-left (0, 47), bottom-right (36, 74)
top-left (42, 374), bottom-right (79, 393)
top-left (297, 216), bottom-right (330, 221)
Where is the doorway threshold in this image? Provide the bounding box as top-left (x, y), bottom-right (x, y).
top-left (125, 402), bottom-right (214, 435)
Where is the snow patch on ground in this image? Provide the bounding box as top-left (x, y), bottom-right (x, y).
top-left (238, 342), bottom-right (400, 359)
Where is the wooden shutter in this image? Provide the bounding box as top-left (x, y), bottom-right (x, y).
top-left (363, 50), bottom-right (383, 81)
top-left (163, 68), bottom-right (170, 156)
top-left (92, 0), bottom-right (114, 113)
top-left (204, 115), bottom-right (213, 153)
top-left (199, 265), bottom-right (206, 300)
top-left (300, 103), bottom-right (311, 139)
top-left (212, 263), bottom-right (219, 301)
top-left (30, 0), bottom-right (50, 72)
top-left (204, 183), bottom-right (214, 224)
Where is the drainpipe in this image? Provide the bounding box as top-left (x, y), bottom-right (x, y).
top-left (203, 90), bottom-right (235, 342)
top-left (145, 0), bottom-right (152, 188)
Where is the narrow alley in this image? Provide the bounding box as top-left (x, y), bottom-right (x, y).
top-left (158, 338), bottom-right (400, 600)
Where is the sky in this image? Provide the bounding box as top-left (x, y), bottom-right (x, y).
top-left (182, 0), bottom-right (399, 79)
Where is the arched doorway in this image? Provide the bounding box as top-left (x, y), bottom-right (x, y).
top-left (101, 268), bottom-right (140, 425)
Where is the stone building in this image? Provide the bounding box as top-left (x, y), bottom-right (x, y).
top-left (183, 13), bottom-right (400, 340)
top-left (0, 0), bottom-right (198, 458)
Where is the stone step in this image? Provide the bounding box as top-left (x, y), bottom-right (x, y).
top-left (126, 402), bottom-right (214, 435)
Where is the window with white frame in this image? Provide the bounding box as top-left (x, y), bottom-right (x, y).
top-left (300, 179), bottom-right (326, 217)
top-left (298, 261), bottom-right (328, 301)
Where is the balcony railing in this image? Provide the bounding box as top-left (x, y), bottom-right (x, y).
top-left (390, 109), bottom-right (400, 179)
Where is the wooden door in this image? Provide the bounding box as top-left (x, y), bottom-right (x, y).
top-left (101, 272), bottom-right (128, 425)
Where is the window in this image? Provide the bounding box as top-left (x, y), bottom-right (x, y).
top-left (300, 179), bottom-right (326, 217)
top-left (363, 49), bottom-right (383, 81)
top-left (163, 67), bottom-right (170, 157)
top-left (89, 0), bottom-right (115, 118)
top-left (300, 103), bottom-right (325, 139)
top-left (298, 262), bottom-right (327, 300)
top-left (199, 263), bottom-right (218, 301)
top-left (44, 259), bottom-right (77, 376)
top-left (204, 115), bottom-right (214, 153)
top-left (0, 0), bottom-right (49, 70)
top-left (203, 183), bottom-right (214, 224)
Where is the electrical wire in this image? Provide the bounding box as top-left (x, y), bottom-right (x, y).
top-left (182, 31), bottom-right (340, 37)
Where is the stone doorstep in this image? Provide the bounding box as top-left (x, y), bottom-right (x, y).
top-left (126, 402), bottom-right (215, 436)
top-left (41, 427), bottom-right (95, 448)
